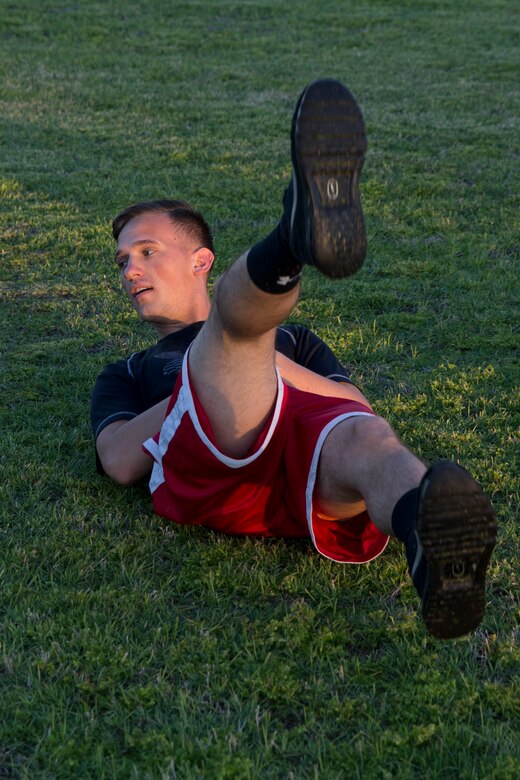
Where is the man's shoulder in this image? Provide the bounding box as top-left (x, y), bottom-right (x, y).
top-left (276, 322), bottom-right (321, 349)
top-left (276, 322), bottom-right (313, 343)
top-left (99, 321), bottom-right (206, 379)
top-left (277, 322), bottom-right (352, 382)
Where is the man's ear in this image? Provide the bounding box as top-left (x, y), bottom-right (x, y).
top-left (192, 247), bottom-right (214, 276)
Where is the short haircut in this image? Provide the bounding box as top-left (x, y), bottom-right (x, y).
top-left (112, 199), bottom-right (215, 254)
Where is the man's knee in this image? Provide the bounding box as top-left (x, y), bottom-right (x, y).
top-left (337, 414), bottom-right (400, 454)
top-left (317, 414), bottom-right (412, 511)
top-left (319, 414), bottom-right (399, 483)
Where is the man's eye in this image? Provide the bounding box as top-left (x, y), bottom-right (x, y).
top-left (143, 248), bottom-right (154, 257)
top-left (117, 259), bottom-right (128, 269)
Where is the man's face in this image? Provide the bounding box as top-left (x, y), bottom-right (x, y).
top-left (114, 211), bottom-right (204, 329)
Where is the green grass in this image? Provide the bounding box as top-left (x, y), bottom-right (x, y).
top-left (1, 0), bottom-right (519, 777)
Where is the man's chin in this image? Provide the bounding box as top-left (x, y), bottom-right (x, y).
top-left (138, 311), bottom-right (177, 331)
top-left (139, 311), bottom-right (163, 324)
top-left (134, 301), bottom-right (161, 321)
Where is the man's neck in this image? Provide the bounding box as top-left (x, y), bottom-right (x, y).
top-left (152, 317), bottom-right (206, 339)
top-left (151, 298), bottom-right (211, 339)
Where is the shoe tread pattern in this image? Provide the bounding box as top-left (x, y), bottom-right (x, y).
top-left (292, 80), bottom-right (367, 278)
top-left (418, 463), bottom-right (497, 639)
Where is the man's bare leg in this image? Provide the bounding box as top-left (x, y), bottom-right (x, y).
top-left (316, 418), bottom-right (496, 639)
top-left (317, 415), bottom-right (426, 535)
top-left (189, 254), bottom-right (299, 457)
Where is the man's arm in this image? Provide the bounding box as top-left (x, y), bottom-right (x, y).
top-left (96, 397), bottom-right (169, 486)
top-left (275, 352), bottom-right (373, 409)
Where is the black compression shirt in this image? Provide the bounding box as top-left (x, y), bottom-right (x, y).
top-left (90, 321), bottom-right (353, 445)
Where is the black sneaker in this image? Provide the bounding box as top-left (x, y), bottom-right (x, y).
top-left (282, 78), bottom-right (367, 278)
top-left (412, 462), bottom-right (497, 639)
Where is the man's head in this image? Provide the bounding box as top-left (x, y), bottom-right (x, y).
top-left (112, 199), bottom-right (215, 337)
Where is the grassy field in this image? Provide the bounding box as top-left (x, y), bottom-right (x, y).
top-left (1, 0), bottom-right (519, 777)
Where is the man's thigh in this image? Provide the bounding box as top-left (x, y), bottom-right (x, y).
top-left (316, 414), bottom-right (380, 518)
top-left (188, 307), bottom-right (279, 458)
top-left (187, 249), bottom-right (301, 458)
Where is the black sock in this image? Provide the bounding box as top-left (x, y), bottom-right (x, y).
top-left (391, 487), bottom-right (427, 597)
top-left (246, 224), bottom-right (303, 294)
top-left (391, 488), bottom-right (418, 543)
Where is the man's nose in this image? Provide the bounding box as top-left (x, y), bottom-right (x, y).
top-left (123, 257), bottom-right (142, 280)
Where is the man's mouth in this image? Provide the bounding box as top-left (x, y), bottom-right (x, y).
top-left (132, 286), bottom-right (153, 299)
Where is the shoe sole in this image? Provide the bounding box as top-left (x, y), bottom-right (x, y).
top-left (417, 462), bottom-right (497, 639)
top-left (291, 79), bottom-right (367, 278)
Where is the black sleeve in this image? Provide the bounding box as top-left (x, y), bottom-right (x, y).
top-left (90, 357), bottom-right (147, 476)
top-left (276, 325), bottom-right (354, 384)
top-left (90, 357), bottom-right (144, 441)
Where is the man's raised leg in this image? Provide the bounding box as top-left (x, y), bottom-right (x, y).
top-left (189, 79), bottom-right (367, 456)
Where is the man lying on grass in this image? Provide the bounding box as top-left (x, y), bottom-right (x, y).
top-left (91, 79), bottom-right (497, 640)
